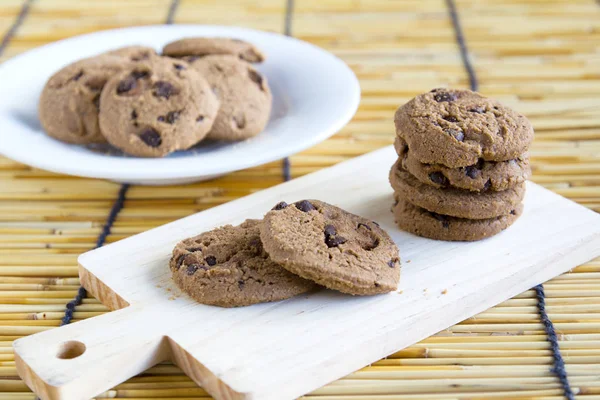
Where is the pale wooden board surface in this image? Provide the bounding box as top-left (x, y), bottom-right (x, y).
top-left (13, 146), bottom-right (600, 400)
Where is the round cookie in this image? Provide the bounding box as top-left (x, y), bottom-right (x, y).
top-left (38, 54), bottom-right (127, 144)
top-left (170, 219), bottom-right (315, 307)
top-left (394, 136), bottom-right (531, 192)
top-left (261, 200), bottom-right (401, 295)
top-left (394, 88), bottom-right (534, 168)
top-left (99, 57), bottom-right (219, 157)
top-left (389, 160), bottom-right (525, 219)
top-left (163, 37), bottom-right (265, 63)
top-left (392, 198), bottom-right (523, 242)
top-left (106, 46), bottom-right (158, 62)
top-left (188, 55), bottom-right (272, 141)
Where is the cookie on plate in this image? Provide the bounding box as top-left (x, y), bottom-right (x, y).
top-left (389, 160), bottom-right (525, 219)
top-left (394, 136), bottom-right (531, 192)
top-left (38, 54), bottom-right (126, 144)
top-left (394, 88), bottom-right (534, 168)
top-left (105, 46), bottom-right (158, 62)
top-left (392, 198), bottom-right (523, 241)
top-left (163, 37), bottom-right (265, 63)
top-left (188, 55), bottom-right (272, 141)
top-left (261, 200), bottom-right (400, 295)
top-left (170, 219), bottom-right (315, 307)
top-left (99, 56), bottom-right (219, 157)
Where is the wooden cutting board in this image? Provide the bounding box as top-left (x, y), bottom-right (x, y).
top-left (13, 146), bottom-right (600, 400)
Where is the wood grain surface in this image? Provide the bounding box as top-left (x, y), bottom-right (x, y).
top-left (1, 0), bottom-right (600, 399)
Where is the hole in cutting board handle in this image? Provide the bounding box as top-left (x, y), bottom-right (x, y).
top-left (56, 341), bottom-right (86, 360)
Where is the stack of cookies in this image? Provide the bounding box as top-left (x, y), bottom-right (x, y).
top-left (170, 200), bottom-right (401, 307)
top-left (390, 89), bottom-right (534, 241)
top-left (39, 38), bottom-right (272, 157)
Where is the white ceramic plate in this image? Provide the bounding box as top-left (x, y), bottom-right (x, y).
top-left (0, 25), bottom-right (360, 185)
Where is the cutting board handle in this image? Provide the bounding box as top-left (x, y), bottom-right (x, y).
top-left (13, 305), bottom-right (170, 400)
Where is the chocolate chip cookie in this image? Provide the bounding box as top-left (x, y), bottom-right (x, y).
top-left (394, 89), bottom-right (534, 168)
top-left (389, 160), bottom-right (525, 219)
top-left (170, 219), bottom-right (315, 307)
top-left (188, 55), bottom-right (272, 141)
top-left (392, 198), bottom-right (523, 241)
top-left (163, 37), bottom-right (265, 63)
top-left (38, 54), bottom-right (126, 144)
top-left (261, 200), bottom-right (400, 295)
top-left (99, 57), bottom-right (219, 157)
top-left (394, 136), bottom-right (531, 192)
top-left (106, 46), bottom-right (158, 62)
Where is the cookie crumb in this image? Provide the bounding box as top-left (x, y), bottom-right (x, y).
top-left (442, 289), bottom-right (448, 295)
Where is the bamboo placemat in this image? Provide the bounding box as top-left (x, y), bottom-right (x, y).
top-left (1, 0), bottom-right (600, 399)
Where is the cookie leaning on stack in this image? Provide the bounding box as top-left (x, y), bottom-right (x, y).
top-left (38, 38), bottom-right (272, 157)
top-left (390, 89), bottom-right (534, 241)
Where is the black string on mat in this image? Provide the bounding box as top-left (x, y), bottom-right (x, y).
top-left (445, 1), bottom-right (574, 398)
top-left (281, 0), bottom-right (294, 182)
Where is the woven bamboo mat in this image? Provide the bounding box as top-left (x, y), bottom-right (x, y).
top-left (1, 0), bottom-right (599, 399)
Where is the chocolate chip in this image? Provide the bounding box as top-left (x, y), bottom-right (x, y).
top-left (157, 116), bottom-right (165, 122)
top-left (238, 280), bottom-right (245, 289)
top-left (510, 209), bottom-right (516, 215)
top-left (387, 258), bottom-right (398, 268)
top-left (445, 128), bottom-right (464, 142)
top-left (153, 81), bottom-right (178, 99)
top-left (131, 70), bottom-right (149, 80)
top-left (372, 221), bottom-right (380, 227)
top-left (173, 63), bottom-right (186, 70)
top-left (483, 179), bottom-right (491, 191)
top-left (131, 109), bottom-right (138, 120)
top-left (324, 225), bottom-right (337, 237)
top-left (196, 115), bottom-right (204, 122)
top-left (434, 91), bottom-right (457, 102)
top-left (117, 76), bottom-right (136, 94)
top-left (325, 235), bottom-right (347, 248)
top-left (443, 115), bottom-right (458, 123)
top-left (165, 110), bottom-right (180, 124)
top-left (429, 172), bottom-right (448, 186)
top-left (71, 71), bottom-right (84, 82)
top-left (139, 127), bottom-right (162, 147)
top-left (272, 201), bottom-right (289, 210)
top-left (357, 222), bottom-right (372, 231)
top-left (430, 212), bottom-right (450, 229)
top-left (248, 69), bottom-right (265, 91)
top-left (374, 282), bottom-right (380, 287)
top-left (205, 256), bottom-right (217, 266)
top-left (186, 264), bottom-right (199, 275)
top-left (295, 200), bottom-right (316, 212)
top-left (362, 238), bottom-right (380, 251)
top-left (175, 254), bottom-right (185, 269)
top-left (186, 247), bottom-right (202, 252)
top-left (92, 94), bottom-right (101, 111)
top-left (469, 106), bottom-right (486, 114)
top-left (464, 165), bottom-right (480, 179)
top-left (430, 88), bottom-right (442, 92)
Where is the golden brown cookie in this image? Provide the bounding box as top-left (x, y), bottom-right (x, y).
top-left (394, 136), bottom-right (531, 192)
top-left (105, 46), bottom-right (158, 62)
top-left (38, 54), bottom-right (126, 144)
top-left (394, 89), bottom-right (534, 168)
top-left (188, 55), bottom-right (272, 141)
top-left (392, 197), bottom-right (523, 241)
top-left (389, 159), bottom-right (526, 219)
top-left (170, 219), bottom-right (315, 307)
top-left (163, 37), bottom-right (265, 63)
top-left (98, 57), bottom-right (219, 157)
top-left (261, 200), bottom-right (401, 296)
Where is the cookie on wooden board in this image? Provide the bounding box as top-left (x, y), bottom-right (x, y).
top-left (38, 54), bottom-right (126, 144)
top-left (394, 88), bottom-right (534, 168)
top-left (392, 197), bottom-right (523, 242)
top-left (261, 200), bottom-right (401, 295)
top-left (170, 219), bottom-right (315, 307)
top-left (187, 55), bottom-right (272, 141)
top-left (99, 57), bottom-right (219, 157)
top-left (394, 136), bottom-right (531, 192)
top-left (163, 37), bottom-right (265, 63)
top-left (389, 159), bottom-right (525, 219)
